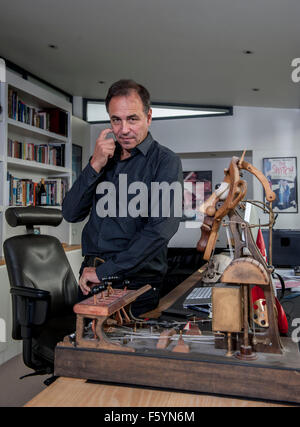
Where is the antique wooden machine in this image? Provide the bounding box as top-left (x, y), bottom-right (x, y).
top-left (55, 153), bottom-right (300, 404)
top-left (196, 152), bottom-right (283, 358)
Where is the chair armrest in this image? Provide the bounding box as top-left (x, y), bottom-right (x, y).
top-left (10, 286), bottom-right (51, 332)
top-left (10, 286), bottom-right (50, 300)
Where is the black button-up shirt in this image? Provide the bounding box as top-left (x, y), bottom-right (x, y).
top-left (62, 132), bottom-right (183, 281)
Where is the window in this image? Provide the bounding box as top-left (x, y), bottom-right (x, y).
top-left (84, 100), bottom-right (232, 123)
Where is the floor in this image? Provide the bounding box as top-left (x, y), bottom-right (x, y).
top-left (0, 354), bottom-right (52, 407)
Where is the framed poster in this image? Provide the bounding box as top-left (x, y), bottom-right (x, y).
top-left (72, 144), bottom-right (82, 184)
top-left (263, 157), bottom-right (297, 213)
top-left (182, 170), bottom-right (212, 221)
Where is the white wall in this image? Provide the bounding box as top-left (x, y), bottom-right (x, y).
top-left (0, 249), bottom-right (83, 366)
top-left (90, 106), bottom-right (300, 242)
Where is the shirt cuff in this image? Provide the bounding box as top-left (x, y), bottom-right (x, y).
top-left (81, 158), bottom-right (105, 185)
top-left (95, 260), bottom-right (123, 281)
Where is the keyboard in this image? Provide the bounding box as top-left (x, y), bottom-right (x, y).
top-left (161, 282), bottom-right (213, 319)
top-left (183, 287), bottom-right (212, 307)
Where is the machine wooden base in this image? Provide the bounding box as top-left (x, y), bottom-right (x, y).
top-left (55, 337), bottom-right (300, 404)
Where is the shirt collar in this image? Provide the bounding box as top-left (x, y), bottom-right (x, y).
top-left (134, 132), bottom-right (154, 156)
top-left (114, 132), bottom-right (154, 161)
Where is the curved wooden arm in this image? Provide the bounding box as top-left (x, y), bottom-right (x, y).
top-left (213, 157), bottom-right (247, 221)
top-left (240, 160), bottom-right (276, 202)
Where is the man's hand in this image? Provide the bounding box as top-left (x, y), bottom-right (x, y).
top-left (79, 267), bottom-right (101, 296)
top-left (90, 128), bottom-right (116, 173)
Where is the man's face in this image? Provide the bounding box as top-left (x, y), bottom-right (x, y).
top-left (108, 91), bottom-right (152, 151)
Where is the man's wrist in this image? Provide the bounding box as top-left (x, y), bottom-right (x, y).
top-left (90, 158), bottom-right (104, 173)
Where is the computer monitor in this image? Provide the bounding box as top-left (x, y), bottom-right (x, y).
top-left (262, 229), bottom-right (300, 268)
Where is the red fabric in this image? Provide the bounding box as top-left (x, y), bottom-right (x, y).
top-left (251, 229), bottom-right (288, 334)
top-left (252, 285), bottom-right (265, 302)
top-left (256, 228), bottom-right (267, 262)
top-left (275, 297), bottom-right (289, 334)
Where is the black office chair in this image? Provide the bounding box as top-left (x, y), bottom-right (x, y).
top-left (3, 207), bottom-right (78, 380)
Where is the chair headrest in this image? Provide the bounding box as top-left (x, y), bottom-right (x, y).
top-left (5, 206), bottom-right (63, 228)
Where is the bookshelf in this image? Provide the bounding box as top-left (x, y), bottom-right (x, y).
top-left (7, 118), bottom-right (69, 142)
top-left (0, 65), bottom-right (73, 257)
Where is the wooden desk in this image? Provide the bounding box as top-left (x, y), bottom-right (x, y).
top-left (25, 376), bottom-right (285, 407)
top-left (25, 268), bottom-right (287, 407)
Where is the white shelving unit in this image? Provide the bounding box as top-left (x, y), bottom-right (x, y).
top-left (7, 156), bottom-right (72, 174)
top-left (7, 117), bottom-right (69, 142)
top-left (0, 64), bottom-right (73, 256)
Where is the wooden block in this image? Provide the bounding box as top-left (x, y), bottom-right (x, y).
top-left (54, 337), bottom-right (300, 404)
top-left (221, 258), bottom-right (269, 285)
top-left (172, 334), bottom-right (190, 353)
top-left (73, 284), bottom-right (151, 316)
top-left (212, 285), bottom-right (243, 332)
top-left (156, 328), bottom-right (176, 349)
top-left (186, 323), bottom-right (202, 335)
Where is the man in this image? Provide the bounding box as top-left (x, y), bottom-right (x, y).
top-left (62, 79), bottom-right (183, 316)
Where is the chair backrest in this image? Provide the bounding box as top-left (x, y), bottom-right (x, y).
top-left (3, 207), bottom-right (78, 339)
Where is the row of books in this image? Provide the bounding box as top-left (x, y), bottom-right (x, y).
top-left (7, 139), bottom-right (66, 167)
top-left (8, 89), bottom-right (68, 136)
top-left (7, 173), bottom-right (68, 207)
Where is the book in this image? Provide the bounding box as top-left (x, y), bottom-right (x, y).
top-left (7, 139), bottom-right (66, 167)
top-left (48, 109), bottom-right (68, 136)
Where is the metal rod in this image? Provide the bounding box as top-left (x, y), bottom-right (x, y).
top-left (243, 285), bottom-right (249, 347)
top-left (269, 202), bottom-right (273, 266)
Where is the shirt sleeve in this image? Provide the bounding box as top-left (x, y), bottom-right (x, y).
top-left (95, 153), bottom-right (183, 280)
top-left (62, 161), bottom-right (104, 223)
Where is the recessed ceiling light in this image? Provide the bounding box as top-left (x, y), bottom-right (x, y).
top-left (252, 88), bottom-right (260, 91)
top-left (48, 44), bottom-right (58, 49)
top-left (243, 50), bottom-right (254, 55)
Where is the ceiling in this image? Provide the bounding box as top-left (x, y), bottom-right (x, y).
top-left (1, 0), bottom-right (300, 108)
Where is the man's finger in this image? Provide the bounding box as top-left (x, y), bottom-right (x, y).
top-left (99, 128), bottom-right (113, 140)
top-left (79, 282), bottom-right (88, 295)
top-left (100, 140), bottom-right (115, 149)
top-left (79, 276), bottom-right (91, 295)
top-left (102, 147), bottom-right (115, 156)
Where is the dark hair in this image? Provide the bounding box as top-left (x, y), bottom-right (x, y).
top-left (105, 79), bottom-right (151, 114)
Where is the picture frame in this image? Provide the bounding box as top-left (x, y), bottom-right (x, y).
top-left (72, 144), bottom-right (82, 184)
top-left (182, 170), bottom-right (212, 221)
top-left (263, 157), bottom-right (298, 213)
